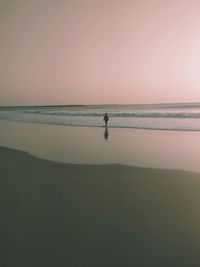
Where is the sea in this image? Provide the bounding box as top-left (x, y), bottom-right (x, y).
top-left (1, 102), bottom-right (200, 131)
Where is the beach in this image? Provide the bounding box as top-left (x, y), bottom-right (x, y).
top-left (1, 122), bottom-right (200, 266)
top-left (2, 0), bottom-right (200, 265)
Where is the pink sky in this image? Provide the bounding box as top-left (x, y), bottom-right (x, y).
top-left (1, 0), bottom-right (200, 105)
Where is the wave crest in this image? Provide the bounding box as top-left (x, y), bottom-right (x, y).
top-left (24, 110), bottom-right (200, 119)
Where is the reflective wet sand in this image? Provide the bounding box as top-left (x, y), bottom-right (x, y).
top-left (1, 121), bottom-right (200, 171)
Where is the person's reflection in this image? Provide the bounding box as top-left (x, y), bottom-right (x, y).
top-left (104, 126), bottom-right (109, 141)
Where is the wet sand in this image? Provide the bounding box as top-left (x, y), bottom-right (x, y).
top-left (1, 121), bottom-right (200, 171)
top-left (1, 146), bottom-right (200, 266)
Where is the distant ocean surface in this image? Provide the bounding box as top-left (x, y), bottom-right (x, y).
top-left (1, 103), bottom-right (200, 131)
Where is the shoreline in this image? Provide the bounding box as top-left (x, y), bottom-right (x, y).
top-left (3, 117), bottom-right (200, 132)
top-left (1, 145), bottom-right (200, 266)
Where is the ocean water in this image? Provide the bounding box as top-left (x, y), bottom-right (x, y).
top-left (1, 103), bottom-right (200, 131)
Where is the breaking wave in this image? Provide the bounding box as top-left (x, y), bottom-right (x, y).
top-left (24, 110), bottom-right (200, 119)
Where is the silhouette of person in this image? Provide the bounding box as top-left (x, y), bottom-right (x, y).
top-left (103, 113), bottom-right (109, 127)
top-left (104, 126), bottom-right (109, 141)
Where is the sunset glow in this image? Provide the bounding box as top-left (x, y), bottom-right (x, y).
top-left (1, 0), bottom-right (200, 105)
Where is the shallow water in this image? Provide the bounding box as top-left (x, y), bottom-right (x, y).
top-left (2, 103), bottom-right (200, 131)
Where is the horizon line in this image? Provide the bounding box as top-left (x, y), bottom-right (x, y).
top-left (1, 101), bottom-right (200, 108)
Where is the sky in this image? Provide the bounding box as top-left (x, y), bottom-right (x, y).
top-left (1, 0), bottom-right (200, 106)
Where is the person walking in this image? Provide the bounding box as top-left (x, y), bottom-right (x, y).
top-left (103, 113), bottom-right (109, 127)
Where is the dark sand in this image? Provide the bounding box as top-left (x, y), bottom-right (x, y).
top-left (1, 146), bottom-right (200, 267)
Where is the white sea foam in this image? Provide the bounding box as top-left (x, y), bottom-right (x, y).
top-left (23, 109), bottom-right (200, 118)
